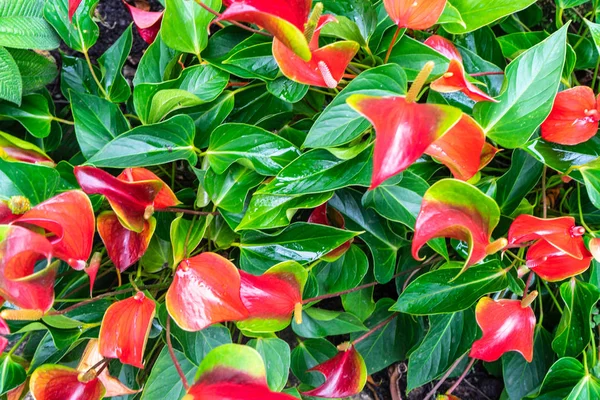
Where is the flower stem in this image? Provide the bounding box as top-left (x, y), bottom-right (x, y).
top-left (446, 358), bottom-right (476, 395)
top-left (352, 313), bottom-right (398, 346)
top-left (167, 316), bottom-right (189, 390)
top-left (470, 71), bottom-right (504, 77)
top-left (384, 26), bottom-right (402, 64)
top-left (83, 49), bottom-right (108, 98)
top-left (7, 332), bottom-right (30, 357)
top-left (423, 354), bottom-right (467, 400)
top-left (160, 207), bottom-right (219, 216)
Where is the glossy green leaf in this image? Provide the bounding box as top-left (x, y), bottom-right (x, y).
top-left (239, 222), bottom-right (360, 274)
top-left (141, 235), bottom-right (173, 273)
top-left (134, 64), bottom-right (229, 124)
top-left (567, 375), bottom-right (600, 400)
top-left (388, 36), bottom-right (450, 80)
top-left (0, 47), bottom-right (20, 105)
top-left (321, 0), bottom-right (376, 43)
top-left (161, 0), bottom-right (219, 56)
top-left (248, 338), bottom-right (291, 392)
top-left (341, 276), bottom-right (375, 321)
top-left (207, 123), bottom-right (301, 176)
top-left (141, 347), bottom-right (197, 400)
top-left (87, 114), bottom-right (197, 167)
top-left (266, 76), bottom-right (309, 104)
top-left (535, 357), bottom-right (585, 400)
top-left (0, 93), bottom-right (52, 137)
top-left (407, 309), bottom-right (477, 391)
top-left (0, 355), bottom-right (26, 395)
top-left (184, 92), bottom-right (235, 149)
top-left (0, 0), bottom-right (59, 50)
top-left (8, 48), bottom-right (57, 94)
top-left (60, 54), bottom-right (100, 97)
top-left (303, 64), bottom-right (407, 149)
top-left (237, 191), bottom-right (332, 231)
top-left (223, 42), bottom-right (278, 81)
top-left (43, 0), bottom-right (98, 52)
top-left (438, 3), bottom-right (466, 28)
top-left (559, 0), bottom-right (590, 8)
top-left (455, 26), bottom-right (506, 69)
top-left (495, 149), bottom-right (543, 215)
top-left (391, 261), bottom-right (509, 315)
top-left (443, 0), bottom-right (537, 34)
top-left (475, 26), bottom-right (568, 148)
top-left (97, 24), bottom-right (132, 103)
top-left (552, 279), bottom-right (600, 358)
top-left (351, 298), bottom-right (423, 375)
top-left (170, 214), bottom-right (210, 266)
top-left (292, 307), bottom-right (367, 338)
top-left (313, 245), bottom-right (368, 294)
top-left (291, 339), bottom-right (337, 387)
top-left (229, 84), bottom-right (292, 127)
top-left (580, 160), bottom-right (600, 209)
top-left (133, 35), bottom-right (181, 86)
top-left (329, 189), bottom-right (406, 283)
top-left (0, 158), bottom-right (59, 204)
top-left (70, 91), bottom-right (129, 159)
top-left (320, 15), bottom-right (367, 47)
top-left (205, 164), bottom-right (264, 213)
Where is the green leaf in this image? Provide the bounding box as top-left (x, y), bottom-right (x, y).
top-left (70, 91), bottom-right (130, 159)
top-left (0, 355), bottom-right (26, 395)
top-left (552, 279), bottom-right (600, 358)
top-left (407, 309), bottom-right (477, 391)
top-left (0, 93), bottom-right (54, 138)
top-left (248, 338), bottom-right (291, 392)
top-left (133, 34), bottom-right (181, 86)
top-left (0, 0), bottom-right (59, 50)
top-left (0, 47), bottom-right (21, 105)
top-left (362, 171), bottom-right (429, 229)
top-left (266, 76), bottom-right (309, 104)
top-left (581, 161), bottom-right (600, 209)
top-left (321, 0), bottom-right (377, 43)
top-left (7, 48), bottom-right (57, 93)
top-left (498, 31), bottom-right (548, 59)
top-left (341, 276), bottom-right (375, 321)
top-left (329, 189), bottom-right (405, 283)
top-left (292, 307), bottom-right (367, 338)
top-left (535, 357), bottom-right (585, 400)
top-left (313, 245), bottom-right (369, 294)
top-left (170, 214), bottom-right (210, 265)
top-left (495, 149), bottom-right (543, 215)
top-left (205, 164), bottom-right (264, 213)
top-left (207, 123), bottom-right (301, 176)
top-left (60, 54), bottom-right (100, 97)
top-left (388, 36), bottom-right (450, 80)
top-left (291, 339), bottom-right (337, 387)
top-left (443, 0), bottom-right (537, 34)
top-left (239, 222), bottom-right (360, 274)
top-left (87, 114), bottom-right (197, 168)
top-left (559, 0), bottom-right (591, 8)
top-left (0, 158), bottom-right (59, 204)
top-left (502, 327), bottom-right (554, 400)
top-left (237, 191), bottom-right (332, 231)
top-left (141, 235), bottom-right (173, 273)
top-left (134, 64), bottom-right (229, 124)
top-left (351, 298), bottom-right (423, 374)
top-left (455, 26), bottom-right (506, 69)
top-left (161, 0), bottom-right (219, 56)
top-left (320, 15), bottom-right (367, 47)
top-left (229, 84), bottom-right (293, 127)
top-left (141, 347), bottom-right (197, 400)
top-left (257, 147), bottom-right (372, 196)
top-left (391, 261), bottom-right (509, 315)
top-left (438, 2), bottom-right (466, 28)
top-left (567, 375), bottom-right (600, 400)
top-left (303, 64), bottom-right (407, 149)
top-left (97, 24), bottom-right (132, 103)
top-left (474, 25), bottom-right (568, 148)
top-left (43, 0), bottom-right (98, 52)
top-left (183, 92), bottom-right (235, 149)
top-left (223, 42), bottom-right (279, 81)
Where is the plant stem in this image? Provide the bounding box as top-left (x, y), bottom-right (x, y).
top-left (83, 49), bottom-right (108, 98)
top-left (192, 0), bottom-right (271, 37)
top-left (7, 332), bottom-right (30, 357)
top-left (384, 26), bottom-right (402, 64)
top-left (52, 117), bottom-right (75, 125)
top-left (542, 166), bottom-right (548, 218)
top-left (577, 184), bottom-right (595, 233)
top-left (160, 207), bottom-right (219, 216)
top-left (470, 71), bottom-right (505, 77)
top-left (542, 280), bottom-right (563, 313)
top-left (352, 313), bottom-right (398, 346)
top-left (166, 316), bottom-right (189, 390)
top-left (446, 358), bottom-right (476, 395)
top-left (423, 354), bottom-right (467, 400)
top-left (523, 271), bottom-right (535, 297)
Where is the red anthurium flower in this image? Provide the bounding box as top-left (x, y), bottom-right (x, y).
top-left (308, 203), bottom-right (352, 260)
top-left (237, 261), bottom-right (307, 333)
top-left (508, 215), bottom-right (586, 260)
top-left (14, 190), bottom-right (95, 270)
top-left (347, 93), bottom-right (462, 189)
top-left (273, 16), bottom-right (360, 88)
top-left (69, 0), bottom-right (83, 21)
top-left (541, 86), bottom-right (600, 145)
top-left (0, 132), bottom-right (54, 166)
top-left (97, 211), bottom-right (156, 273)
top-left (425, 36), bottom-right (497, 103)
top-left (424, 114), bottom-right (487, 181)
top-left (74, 166), bottom-right (166, 233)
top-left (122, 0), bottom-right (164, 44)
top-left (0, 315), bottom-right (9, 354)
top-left (184, 344), bottom-right (297, 400)
top-left (0, 225), bottom-right (57, 312)
top-left (85, 252), bottom-right (101, 296)
top-left (79, 339), bottom-right (141, 397)
top-left (98, 292), bottom-right (156, 369)
top-left (0, 197), bottom-right (28, 224)
top-left (526, 239), bottom-right (592, 282)
top-left (220, 0), bottom-right (313, 61)
top-left (301, 344), bottom-right (367, 398)
top-left (384, 0), bottom-right (447, 30)
top-left (470, 297), bottom-right (536, 362)
top-left (166, 253), bottom-right (249, 331)
top-left (412, 179), bottom-right (506, 271)
top-left (30, 364), bottom-right (105, 400)
top-left (117, 167), bottom-right (180, 210)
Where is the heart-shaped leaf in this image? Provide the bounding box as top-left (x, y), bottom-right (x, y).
top-left (162, 0), bottom-right (219, 56)
top-left (30, 364), bottom-right (105, 400)
top-left (470, 297), bottom-right (536, 362)
top-left (99, 291), bottom-right (156, 368)
top-left (166, 253), bottom-right (249, 331)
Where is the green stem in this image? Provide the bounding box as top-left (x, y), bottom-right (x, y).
top-left (7, 332), bottom-right (31, 357)
top-left (543, 280), bottom-right (563, 313)
top-left (556, 7), bottom-right (564, 29)
top-left (83, 49), bottom-right (108, 98)
top-left (230, 83), bottom-right (265, 95)
top-left (52, 117), bottom-right (74, 125)
top-left (577, 184), bottom-right (595, 233)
